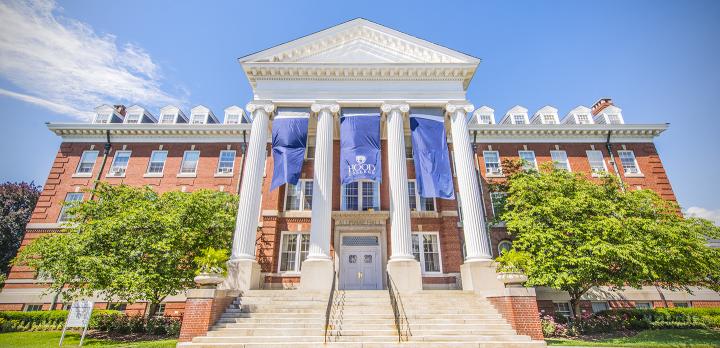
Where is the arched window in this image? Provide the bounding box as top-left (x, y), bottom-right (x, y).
top-left (497, 240), bottom-right (513, 255)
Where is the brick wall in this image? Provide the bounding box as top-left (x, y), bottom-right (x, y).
top-left (488, 296), bottom-right (544, 340)
top-left (178, 294), bottom-right (234, 342)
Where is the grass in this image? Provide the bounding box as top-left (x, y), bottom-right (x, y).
top-left (546, 329), bottom-right (720, 347)
top-left (0, 331), bottom-right (177, 348)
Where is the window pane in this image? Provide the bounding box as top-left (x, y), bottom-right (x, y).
top-left (592, 302), bottom-right (609, 313)
top-left (407, 182), bottom-right (417, 211)
top-left (217, 151), bottom-right (235, 173)
top-left (577, 114), bottom-right (590, 124)
top-left (225, 114), bottom-right (240, 124)
top-left (77, 151), bottom-right (98, 173)
top-left (180, 151), bottom-right (200, 173)
top-left (110, 151), bottom-right (131, 175)
top-left (518, 151), bottom-right (537, 170)
top-left (147, 151), bottom-right (168, 173)
top-left (513, 115), bottom-right (525, 124)
top-left (279, 234), bottom-right (298, 272)
top-left (411, 235), bottom-right (421, 262)
top-left (161, 114), bottom-right (175, 123)
top-left (303, 181), bottom-right (313, 210)
top-left (343, 183), bottom-right (359, 211)
top-left (420, 197), bottom-right (435, 211)
top-left (423, 234), bottom-right (440, 272)
top-left (586, 151), bottom-right (606, 173)
top-left (618, 151), bottom-right (639, 174)
top-left (298, 234), bottom-right (309, 271)
top-left (491, 192), bottom-right (507, 219)
top-left (285, 183), bottom-right (301, 211)
top-left (543, 115), bottom-right (556, 124)
top-left (58, 193), bottom-right (83, 222)
top-left (191, 114), bottom-right (205, 124)
top-left (361, 182), bottom-right (377, 210)
top-left (484, 151), bottom-right (502, 174)
top-left (550, 151), bottom-right (569, 171)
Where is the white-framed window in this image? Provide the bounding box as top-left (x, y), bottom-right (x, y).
top-left (513, 114), bottom-right (526, 125)
top-left (635, 302), bottom-right (652, 309)
top-left (618, 150), bottom-right (641, 174)
top-left (673, 302), bottom-right (690, 308)
top-left (607, 114), bottom-right (622, 124)
top-left (543, 115), bottom-right (557, 124)
top-left (191, 114), bottom-right (206, 124)
top-left (592, 302), bottom-right (609, 313)
top-left (576, 114), bottom-right (591, 124)
top-left (490, 192), bottom-right (507, 219)
top-left (285, 180), bottom-right (313, 211)
top-left (179, 151), bottom-right (200, 174)
top-left (94, 113), bottom-right (111, 124)
top-left (483, 151), bottom-right (502, 175)
top-left (341, 181), bottom-right (379, 211)
top-left (76, 151), bottom-right (99, 174)
top-left (478, 114), bottom-right (493, 124)
top-left (225, 114), bottom-right (241, 125)
top-left (146, 150), bottom-right (168, 174)
top-left (24, 304), bottom-right (43, 312)
top-left (412, 232), bottom-right (442, 274)
top-left (152, 303), bottom-right (166, 317)
top-left (498, 240), bottom-right (512, 255)
top-left (125, 113), bottom-right (141, 124)
top-left (108, 303), bottom-right (127, 312)
top-left (518, 151), bottom-right (537, 170)
top-left (160, 114), bottom-right (175, 124)
top-left (408, 181), bottom-right (435, 212)
top-left (58, 192), bottom-right (83, 222)
top-left (550, 150), bottom-right (571, 171)
top-left (278, 232), bottom-right (309, 273)
top-left (108, 150), bottom-right (131, 177)
top-left (554, 302), bottom-right (572, 318)
top-left (216, 150), bottom-right (236, 174)
top-left (586, 150), bottom-right (607, 174)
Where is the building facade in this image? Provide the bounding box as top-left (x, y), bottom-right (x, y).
top-left (2, 18), bottom-right (718, 325)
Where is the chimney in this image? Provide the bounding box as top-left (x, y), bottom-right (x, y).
top-left (114, 104), bottom-right (127, 116)
top-left (591, 98), bottom-right (613, 116)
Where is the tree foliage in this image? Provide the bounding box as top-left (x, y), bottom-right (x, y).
top-left (0, 181), bottom-right (41, 275)
top-left (496, 162), bottom-right (720, 319)
top-left (15, 183), bottom-right (237, 315)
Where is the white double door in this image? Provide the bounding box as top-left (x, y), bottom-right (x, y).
top-left (340, 239), bottom-right (382, 290)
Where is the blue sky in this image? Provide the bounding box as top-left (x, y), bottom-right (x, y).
top-left (0, 0), bottom-right (719, 222)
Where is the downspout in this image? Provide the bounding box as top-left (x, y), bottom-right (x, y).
top-left (235, 130), bottom-right (248, 194)
top-left (90, 130), bottom-right (112, 200)
top-left (605, 130), bottom-right (625, 192)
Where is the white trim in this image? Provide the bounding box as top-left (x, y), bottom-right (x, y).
top-left (146, 150), bottom-right (168, 176)
top-left (284, 179), bottom-right (313, 212)
top-left (277, 231), bottom-right (310, 274)
top-left (179, 150), bottom-right (200, 175)
top-left (617, 150), bottom-right (642, 176)
top-left (216, 150), bottom-right (236, 175)
top-left (407, 179), bottom-right (436, 212)
top-left (482, 150), bottom-right (503, 176)
top-left (412, 231), bottom-right (443, 274)
top-left (107, 150), bottom-right (131, 177)
top-left (75, 150), bottom-right (99, 175)
top-left (550, 150), bottom-right (571, 171)
top-left (518, 150), bottom-right (538, 170)
top-left (586, 150), bottom-right (608, 174)
top-left (341, 180), bottom-right (380, 211)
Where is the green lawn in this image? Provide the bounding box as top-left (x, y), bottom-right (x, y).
top-left (0, 331), bottom-right (176, 348)
top-left (546, 329), bottom-right (720, 347)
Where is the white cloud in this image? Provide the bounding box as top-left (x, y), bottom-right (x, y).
top-left (685, 207), bottom-right (720, 226)
top-left (0, 0), bottom-right (186, 120)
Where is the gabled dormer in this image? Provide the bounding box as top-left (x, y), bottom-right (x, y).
top-left (224, 105), bottom-right (247, 124)
top-left (594, 105), bottom-right (624, 125)
top-left (531, 105), bottom-right (559, 125)
top-left (563, 106), bottom-right (594, 124)
top-left (124, 105), bottom-right (157, 124)
top-left (93, 105), bottom-right (124, 124)
top-left (189, 105), bottom-right (219, 125)
top-left (472, 106), bottom-right (496, 125)
top-left (158, 105), bottom-right (188, 124)
top-left (500, 105), bottom-right (529, 125)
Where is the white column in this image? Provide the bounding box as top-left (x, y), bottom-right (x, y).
top-left (230, 101), bottom-right (275, 260)
top-left (307, 102), bottom-right (339, 259)
top-left (446, 102), bottom-right (492, 261)
top-left (381, 103), bottom-right (414, 260)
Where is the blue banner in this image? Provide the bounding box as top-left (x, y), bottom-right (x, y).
top-left (270, 113), bottom-right (309, 191)
top-left (340, 112), bottom-right (381, 185)
top-left (410, 113), bottom-right (455, 199)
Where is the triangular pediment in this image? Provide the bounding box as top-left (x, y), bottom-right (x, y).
top-left (240, 18), bottom-right (479, 65)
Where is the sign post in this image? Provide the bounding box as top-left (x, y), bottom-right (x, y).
top-left (60, 300), bottom-right (94, 347)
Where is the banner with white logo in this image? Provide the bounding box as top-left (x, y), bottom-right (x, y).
top-left (340, 112), bottom-right (381, 185)
top-left (410, 113), bottom-right (455, 199)
top-left (270, 112), bottom-right (309, 191)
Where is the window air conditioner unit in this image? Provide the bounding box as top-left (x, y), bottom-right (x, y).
top-left (218, 167), bottom-right (232, 174)
top-left (111, 167), bottom-right (126, 175)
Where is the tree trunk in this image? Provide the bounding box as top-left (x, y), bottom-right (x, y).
top-left (569, 296), bottom-right (581, 322)
top-left (146, 302), bottom-right (159, 319)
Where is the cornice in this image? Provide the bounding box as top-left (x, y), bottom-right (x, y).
top-left (467, 124), bottom-right (668, 143)
top-left (47, 123), bottom-right (253, 143)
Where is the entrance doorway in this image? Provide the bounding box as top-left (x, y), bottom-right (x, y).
top-left (339, 235), bottom-right (382, 290)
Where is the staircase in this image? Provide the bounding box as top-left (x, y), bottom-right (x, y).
top-left (179, 289), bottom-right (546, 347)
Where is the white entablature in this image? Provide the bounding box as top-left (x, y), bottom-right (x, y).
top-left (239, 18), bottom-right (480, 103)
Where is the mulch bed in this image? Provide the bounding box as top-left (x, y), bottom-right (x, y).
top-left (551, 330), bottom-right (639, 341)
top-left (86, 330), bottom-right (176, 342)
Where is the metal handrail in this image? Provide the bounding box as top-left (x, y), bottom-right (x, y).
top-left (323, 270), bottom-right (337, 343)
top-left (386, 273), bottom-right (411, 342)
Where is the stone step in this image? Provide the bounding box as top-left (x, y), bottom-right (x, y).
top-left (214, 322), bottom-right (325, 329)
top-left (219, 312), bottom-right (323, 319)
top-left (225, 307), bottom-right (325, 314)
top-left (410, 335), bottom-right (534, 342)
top-left (207, 328), bottom-right (325, 336)
top-left (180, 341), bottom-right (546, 348)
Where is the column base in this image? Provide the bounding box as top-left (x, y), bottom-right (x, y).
top-left (222, 259), bottom-right (262, 291)
top-left (386, 259), bottom-right (422, 293)
top-left (299, 258), bottom-right (334, 292)
top-left (460, 259), bottom-right (506, 296)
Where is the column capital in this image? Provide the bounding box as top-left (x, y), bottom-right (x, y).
top-left (245, 101), bottom-right (275, 114)
top-left (381, 102), bottom-right (410, 114)
top-left (310, 101), bottom-right (340, 114)
top-left (445, 102), bottom-right (475, 114)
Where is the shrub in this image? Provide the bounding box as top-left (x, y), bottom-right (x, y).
top-left (0, 310), bottom-right (121, 333)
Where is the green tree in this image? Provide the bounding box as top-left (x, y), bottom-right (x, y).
top-left (496, 162), bottom-right (720, 320)
top-left (0, 181), bottom-right (41, 275)
top-left (15, 183), bottom-right (237, 317)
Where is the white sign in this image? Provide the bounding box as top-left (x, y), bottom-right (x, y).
top-left (60, 300), bottom-right (94, 347)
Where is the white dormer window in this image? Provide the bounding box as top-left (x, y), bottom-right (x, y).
top-left (95, 113), bottom-right (111, 124)
top-left (513, 115), bottom-right (526, 124)
top-left (543, 115), bottom-right (557, 124)
top-left (125, 113), bottom-right (141, 124)
top-left (160, 114), bottom-right (175, 124)
top-left (478, 114), bottom-right (492, 124)
top-left (608, 114), bottom-right (622, 124)
top-left (191, 114), bottom-right (206, 124)
top-left (577, 114), bottom-right (591, 124)
top-left (225, 114), bottom-right (240, 124)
